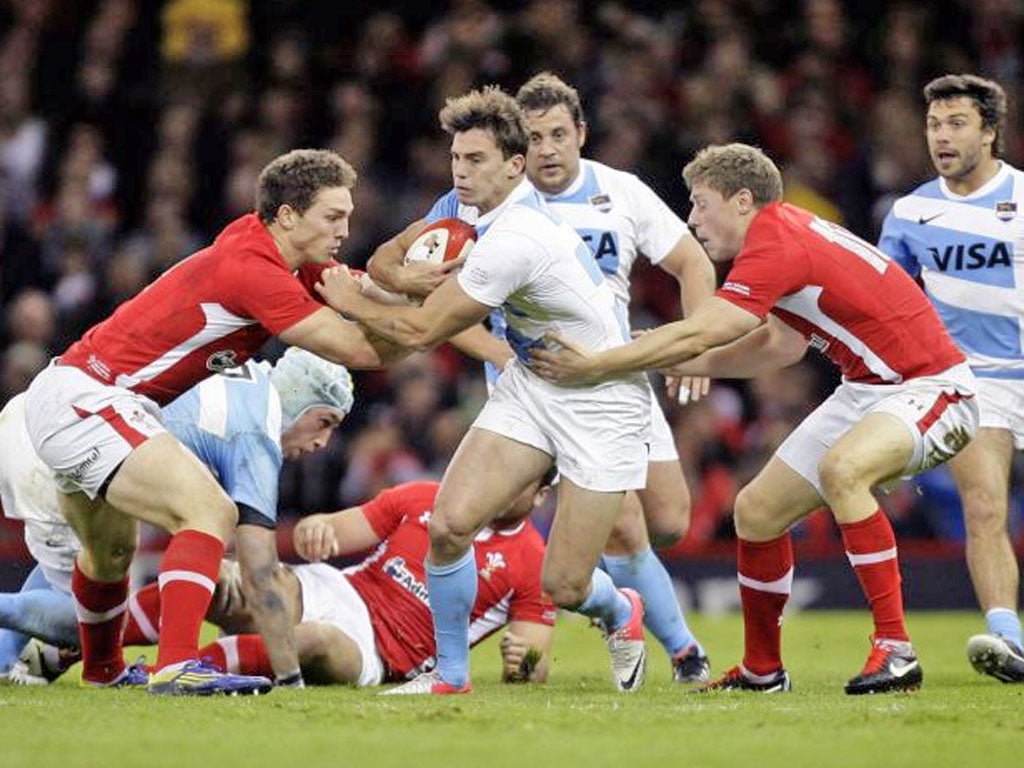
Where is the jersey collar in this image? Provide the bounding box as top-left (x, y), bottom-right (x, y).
top-left (475, 177), bottom-right (534, 230)
top-left (938, 160), bottom-right (1008, 200)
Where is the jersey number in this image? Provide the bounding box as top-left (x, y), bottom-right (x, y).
top-left (809, 218), bottom-right (890, 273)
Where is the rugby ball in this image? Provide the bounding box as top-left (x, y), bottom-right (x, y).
top-left (404, 217), bottom-right (476, 265)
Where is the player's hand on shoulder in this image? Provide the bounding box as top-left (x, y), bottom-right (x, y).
top-left (293, 515), bottom-right (340, 562)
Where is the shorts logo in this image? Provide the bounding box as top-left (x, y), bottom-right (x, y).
top-left (479, 552), bottom-right (507, 582)
top-left (206, 350), bottom-right (240, 373)
top-left (66, 447), bottom-right (101, 483)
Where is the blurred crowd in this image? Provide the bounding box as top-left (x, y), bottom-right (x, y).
top-left (2, 0), bottom-right (1023, 550)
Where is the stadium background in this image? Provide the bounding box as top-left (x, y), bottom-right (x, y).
top-left (0, 0), bottom-right (1021, 607)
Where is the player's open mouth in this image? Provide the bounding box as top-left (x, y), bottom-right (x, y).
top-left (935, 151), bottom-right (957, 161)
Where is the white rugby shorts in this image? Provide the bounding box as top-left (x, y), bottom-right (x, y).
top-left (24, 363), bottom-right (165, 498)
top-left (473, 361), bottom-right (651, 492)
top-left (776, 363), bottom-right (979, 495)
top-left (293, 563), bottom-right (384, 687)
top-left (974, 377), bottom-right (1024, 449)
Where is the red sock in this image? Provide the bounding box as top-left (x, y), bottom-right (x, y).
top-left (123, 582), bottom-right (161, 645)
top-left (155, 529), bottom-right (224, 670)
top-left (840, 510), bottom-right (908, 642)
top-left (738, 534), bottom-right (793, 675)
top-left (72, 563), bottom-right (129, 684)
top-left (199, 635), bottom-right (273, 677)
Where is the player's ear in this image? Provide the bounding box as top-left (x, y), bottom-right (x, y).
top-left (508, 153), bottom-right (526, 178)
top-left (577, 120), bottom-right (587, 149)
top-left (735, 188), bottom-right (755, 215)
top-left (276, 203), bottom-right (297, 229)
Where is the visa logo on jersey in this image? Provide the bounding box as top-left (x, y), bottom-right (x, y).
top-left (577, 228), bottom-right (621, 275)
top-left (927, 242), bottom-right (1012, 271)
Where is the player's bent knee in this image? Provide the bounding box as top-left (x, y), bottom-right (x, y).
top-left (817, 453), bottom-right (862, 502)
top-left (733, 484), bottom-right (779, 540)
top-left (427, 510), bottom-right (476, 557)
top-left (962, 493), bottom-right (1010, 537)
top-left (542, 571), bottom-right (590, 608)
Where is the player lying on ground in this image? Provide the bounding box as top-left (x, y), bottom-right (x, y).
top-left (0, 347), bottom-right (354, 689)
top-left (121, 477), bottom-right (556, 687)
top-left (530, 143), bottom-right (979, 695)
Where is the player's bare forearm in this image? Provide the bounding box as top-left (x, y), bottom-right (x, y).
top-left (366, 238), bottom-right (408, 294)
top-left (662, 317), bottom-right (808, 379)
top-left (237, 527), bottom-right (301, 680)
top-left (449, 324), bottom-right (514, 368)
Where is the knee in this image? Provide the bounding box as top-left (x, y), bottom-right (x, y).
top-left (817, 452), bottom-right (860, 505)
top-left (427, 509), bottom-right (475, 561)
top-left (542, 569), bottom-right (591, 609)
top-left (733, 483), bottom-right (778, 540)
top-left (166, 493), bottom-right (237, 538)
top-left (98, 536), bottom-right (137, 575)
top-left (645, 499), bottom-right (690, 547)
top-left (961, 485), bottom-right (1009, 537)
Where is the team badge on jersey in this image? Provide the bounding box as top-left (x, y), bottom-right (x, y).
top-left (589, 193), bottom-right (613, 212)
top-left (206, 350), bottom-right (240, 373)
top-left (996, 201), bottom-right (1017, 222)
top-left (479, 551), bottom-right (507, 582)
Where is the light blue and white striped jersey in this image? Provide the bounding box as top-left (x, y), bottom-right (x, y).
top-left (162, 359), bottom-right (284, 527)
top-left (426, 161), bottom-right (685, 383)
top-left (878, 162), bottom-right (1024, 379)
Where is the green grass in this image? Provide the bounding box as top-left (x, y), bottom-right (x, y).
top-left (1, 611), bottom-right (1021, 768)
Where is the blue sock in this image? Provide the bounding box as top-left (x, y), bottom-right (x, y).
top-left (0, 565), bottom-right (73, 672)
top-left (425, 547), bottom-right (477, 688)
top-left (986, 608), bottom-right (1023, 648)
top-left (602, 548), bottom-right (701, 657)
top-left (575, 569), bottom-right (632, 630)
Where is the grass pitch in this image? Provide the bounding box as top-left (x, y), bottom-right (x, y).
top-left (1, 611), bottom-right (1020, 768)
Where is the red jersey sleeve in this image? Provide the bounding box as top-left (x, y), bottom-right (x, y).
top-left (507, 526), bottom-right (557, 626)
top-left (223, 252), bottom-right (325, 336)
top-left (715, 225), bottom-right (810, 320)
top-left (359, 482), bottom-right (440, 540)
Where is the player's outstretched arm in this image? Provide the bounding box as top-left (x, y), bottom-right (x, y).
top-left (293, 506), bottom-right (382, 562)
top-left (317, 266), bottom-right (491, 352)
top-left (530, 297), bottom-right (761, 385)
top-left (448, 324), bottom-right (514, 369)
top-left (279, 306), bottom-right (409, 369)
top-left (367, 219), bottom-right (462, 299)
top-left (235, 523), bottom-right (302, 684)
top-left (660, 314), bottom-right (808, 380)
top-left (500, 621), bottom-right (553, 684)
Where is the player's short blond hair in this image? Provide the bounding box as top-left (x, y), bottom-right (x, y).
top-left (256, 149), bottom-right (357, 223)
top-left (439, 86), bottom-right (528, 159)
top-left (682, 143), bottom-right (784, 206)
top-left (516, 72), bottom-right (585, 126)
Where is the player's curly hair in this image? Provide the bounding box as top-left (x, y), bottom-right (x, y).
top-left (516, 72), bottom-right (585, 126)
top-left (439, 86), bottom-right (528, 159)
top-left (682, 143), bottom-right (783, 206)
top-left (924, 74), bottom-right (1008, 158)
top-left (256, 149), bottom-right (358, 223)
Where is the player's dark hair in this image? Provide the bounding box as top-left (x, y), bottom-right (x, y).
top-left (682, 143), bottom-right (784, 206)
top-left (256, 149), bottom-right (358, 223)
top-left (924, 74), bottom-right (1008, 158)
top-left (516, 72), bottom-right (585, 126)
top-left (540, 465), bottom-right (558, 488)
top-left (439, 86), bottom-right (528, 159)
